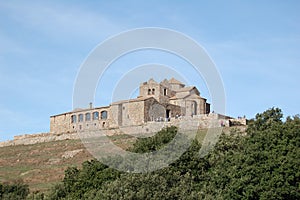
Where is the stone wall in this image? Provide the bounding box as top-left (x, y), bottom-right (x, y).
top-left (229, 118), bottom-right (247, 126)
top-left (144, 98), bottom-right (166, 121)
top-left (50, 113), bottom-right (71, 134)
top-left (0, 132), bottom-right (79, 147)
top-left (0, 113), bottom-right (246, 147)
top-left (50, 106), bottom-right (112, 134)
top-left (139, 79), bottom-right (173, 104)
top-left (169, 98), bottom-right (208, 116)
top-left (121, 101), bottom-right (145, 126)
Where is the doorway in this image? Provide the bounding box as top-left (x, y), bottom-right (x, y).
top-left (166, 109), bottom-right (170, 121)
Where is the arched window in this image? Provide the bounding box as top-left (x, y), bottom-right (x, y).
top-left (148, 89), bottom-right (151, 95)
top-left (191, 101), bottom-right (197, 115)
top-left (71, 115), bottom-right (77, 123)
top-left (101, 111), bottom-right (107, 119)
top-left (78, 114), bottom-right (84, 122)
top-left (163, 88), bottom-right (167, 96)
top-left (152, 88), bottom-right (155, 95)
top-left (85, 113), bottom-right (91, 121)
top-left (93, 112), bottom-right (99, 120)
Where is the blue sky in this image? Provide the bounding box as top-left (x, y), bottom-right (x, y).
top-left (0, 1), bottom-right (299, 141)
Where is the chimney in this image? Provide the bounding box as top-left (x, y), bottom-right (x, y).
top-left (89, 102), bottom-right (93, 109)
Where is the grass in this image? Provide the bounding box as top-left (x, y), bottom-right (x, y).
top-left (0, 134), bottom-right (139, 192)
top-left (108, 134), bottom-right (136, 150)
top-left (0, 139), bottom-right (92, 192)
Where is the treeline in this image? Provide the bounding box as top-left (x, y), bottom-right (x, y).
top-left (2, 108), bottom-right (299, 199)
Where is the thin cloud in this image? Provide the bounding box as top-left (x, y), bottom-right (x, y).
top-left (0, 1), bottom-right (123, 40)
top-left (0, 32), bottom-right (29, 55)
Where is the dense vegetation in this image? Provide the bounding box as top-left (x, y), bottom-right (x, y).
top-left (0, 180), bottom-right (29, 200)
top-left (1, 108), bottom-right (299, 199)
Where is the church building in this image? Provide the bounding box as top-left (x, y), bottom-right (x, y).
top-left (50, 78), bottom-right (210, 134)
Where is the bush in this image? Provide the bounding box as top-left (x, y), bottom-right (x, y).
top-left (0, 179), bottom-right (29, 200)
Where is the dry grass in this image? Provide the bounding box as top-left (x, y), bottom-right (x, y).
top-left (0, 139), bottom-right (90, 192)
top-left (0, 135), bottom-right (134, 193)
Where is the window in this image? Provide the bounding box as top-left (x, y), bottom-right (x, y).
top-left (101, 111), bottom-right (107, 119)
top-left (191, 101), bottom-right (197, 115)
top-left (78, 114), bottom-right (84, 122)
top-left (85, 113), bottom-right (91, 121)
top-left (71, 115), bottom-right (77, 123)
top-left (163, 88), bottom-right (167, 96)
top-left (93, 112), bottom-right (99, 120)
top-left (152, 88), bottom-right (155, 95)
top-left (148, 89), bottom-right (151, 95)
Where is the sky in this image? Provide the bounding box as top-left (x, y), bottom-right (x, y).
top-left (0, 0), bottom-right (299, 141)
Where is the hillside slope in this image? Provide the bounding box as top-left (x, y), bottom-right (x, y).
top-left (0, 126), bottom-right (243, 193)
top-left (0, 134), bottom-right (136, 192)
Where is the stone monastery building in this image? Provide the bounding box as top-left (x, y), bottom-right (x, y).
top-left (50, 78), bottom-right (211, 134)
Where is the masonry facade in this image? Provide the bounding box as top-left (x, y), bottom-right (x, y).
top-left (50, 78), bottom-right (211, 134)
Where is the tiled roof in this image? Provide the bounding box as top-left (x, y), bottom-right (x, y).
top-left (169, 93), bottom-right (190, 100)
top-left (184, 94), bottom-right (205, 100)
top-left (50, 105), bottom-right (110, 117)
top-left (174, 86), bottom-right (195, 92)
top-left (111, 96), bottom-right (155, 105)
top-left (169, 78), bottom-right (185, 85)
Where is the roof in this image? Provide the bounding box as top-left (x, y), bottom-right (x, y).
top-left (169, 93), bottom-right (190, 100)
top-left (111, 96), bottom-right (155, 105)
top-left (50, 105), bottom-right (110, 117)
top-left (184, 94), bottom-right (206, 100)
top-left (147, 78), bottom-right (157, 84)
top-left (170, 93), bottom-right (206, 101)
top-left (51, 96), bottom-right (156, 117)
top-left (174, 86), bottom-right (195, 92)
top-left (169, 78), bottom-right (185, 85)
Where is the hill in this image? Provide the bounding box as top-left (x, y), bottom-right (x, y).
top-left (0, 134), bottom-right (135, 192)
top-left (0, 127), bottom-right (240, 193)
top-left (46, 108), bottom-right (299, 199)
top-left (1, 107), bottom-right (299, 199)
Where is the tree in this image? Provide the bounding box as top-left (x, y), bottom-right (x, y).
top-left (248, 107), bottom-right (283, 133)
top-left (0, 179), bottom-right (29, 200)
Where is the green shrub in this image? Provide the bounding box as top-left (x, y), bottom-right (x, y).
top-left (0, 179), bottom-right (29, 200)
